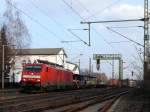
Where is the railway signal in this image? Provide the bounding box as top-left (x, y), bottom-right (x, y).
top-left (96, 59), bottom-right (100, 71)
top-left (93, 54), bottom-right (123, 80)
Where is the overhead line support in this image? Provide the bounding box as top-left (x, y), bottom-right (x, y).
top-left (88, 23), bottom-right (91, 46)
top-left (144, 0), bottom-right (150, 91)
top-left (81, 18), bottom-right (144, 47)
top-left (81, 18), bottom-right (144, 24)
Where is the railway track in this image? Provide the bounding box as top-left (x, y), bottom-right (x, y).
top-left (0, 88), bottom-right (24, 99)
top-left (0, 87), bottom-right (129, 112)
top-left (0, 88), bottom-right (21, 93)
top-left (0, 87), bottom-right (110, 100)
top-left (44, 89), bottom-right (128, 112)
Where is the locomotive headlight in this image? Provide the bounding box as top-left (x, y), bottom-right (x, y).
top-left (37, 79), bottom-right (41, 82)
top-left (23, 78), bottom-right (26, 81)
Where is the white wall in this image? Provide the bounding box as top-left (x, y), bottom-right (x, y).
top-left (9, 49), bottom-right (67, 83)
top-left (66, 62), bottom-right (79, 74)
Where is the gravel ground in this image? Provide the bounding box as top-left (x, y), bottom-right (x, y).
top-left (108, 89), bottom-right (150, 112)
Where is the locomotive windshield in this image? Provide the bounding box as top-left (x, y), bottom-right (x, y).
top-left (24, 65), bottom-right (42, 72)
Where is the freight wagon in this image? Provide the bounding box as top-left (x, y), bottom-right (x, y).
top-left (108, 79), bottom-right (119, 87)
top-left (73, 74), bottom-right (97, 88)
top-left (122, 79), bottom-right (137, 87)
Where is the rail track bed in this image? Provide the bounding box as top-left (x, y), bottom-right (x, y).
top-left (106, 88), bottom-right (150, 112)
top-left (0, 88), bottom-right (25, 99)
top-left (44, 88), bottom-right (128, 112)
top-left (0, 87), bottom-right (129, 112)
top-left (0, 88), bottom-right (21, 94)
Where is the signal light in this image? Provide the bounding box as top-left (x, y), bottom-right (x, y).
top-left (22, 78), bottom-right (26, 81)
top-left (96, 59), bottom-right (100, 64)
top-left (37, 79), bottom-right (41, 82)
top-left (96, 59), bottom-right (100, 70)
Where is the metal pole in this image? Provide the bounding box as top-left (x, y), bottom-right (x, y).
top-left (91, 64), bottom-right (93, 74)
top-left (132, 71), bottom-right (134, 81)
top-left (119, 59), bottom-right (123, 80)
top-left (88, 23), bottom-right (91, 46)
top-left (2, 45), bottom-right (4, 89)
top-left (112, 58), bottom-right (114, 79)
top-left (144, 0), bottom-right (149, 89)
top-left (89, 58), bottom-right (91, 76)
top-left (78, 59), bottom-right (80, 74)
top-left (81, 18), bottom-right (144, 24)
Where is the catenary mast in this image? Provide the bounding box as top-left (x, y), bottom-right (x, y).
top-left (144, 0), bottom-right (150, 91)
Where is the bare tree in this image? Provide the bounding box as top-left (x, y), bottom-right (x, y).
top-left (0, 0), bottom-right (31, 83)
top-left (3, 0), bottom-right (30, 49)
top-left (0, 24), bottom-right (12, 80)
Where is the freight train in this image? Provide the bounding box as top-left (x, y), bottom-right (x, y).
top-left (21, 61), bottom-right (97, 90)
top-left (21, 60), bottom-right (136, 90)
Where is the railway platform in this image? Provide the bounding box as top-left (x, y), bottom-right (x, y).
top-left (107, 88), bottom-right (150, 112)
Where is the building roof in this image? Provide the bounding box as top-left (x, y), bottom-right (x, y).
top-left (66, 61), bottom-right (79, 71)
top-left (66, 61), bottom-right (78, 65)
top-left (16, 48), bottom-right (67, 57)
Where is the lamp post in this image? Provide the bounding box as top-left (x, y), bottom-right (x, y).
top-left (2, 45), bottom-right (5, 89)
top-left (1, 44), bottom-right (15, 89)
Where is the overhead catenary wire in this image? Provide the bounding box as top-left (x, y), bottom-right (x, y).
top-left (64, 0), bottom-right (133, 70)
top-left (28, 0), bottom-right (83, 53)
top-left (106, 26), bottom-right (144, 29)
top-left (62, 0), bottom-right (91, 46)
top-left (8, 0), bottom-right (83, 57)
top-left (29, 0), bottom-right (74, 38)
top-left (62, 0), bottom-right (140, 68)
top-left (109, 41), bottom-right (131, 44)
top-left (84, 0), bottom-right (122, 20)
top-left (77, 0), bottom-right (145, 64)
top-left (67, 0), bottom-right (143, 71)
top-left (74, 0), bottom-right (122, 53)
top-left (62, 0), bottom-right (119, 69)
top-left (61, 40), bottom-right (81, 43)
top-left (62, 0), bottom-right (122, 71)
top-left (78, 0), bottom-right (143, 77)
top-left (62, 0), bottom-right (120, 52)
top-left (7, 1), bottom-right (61, 42)
top-left (75, 0), bottom-right (144, 47)
top-left (62, 0), bottom-right (84, 19)
top-left (78, 0), bottom-right (145, 70)
top-left (106, 27), bottom-right (144, 47)
top-left (29, 0), bottom-right (91, 51)
top-left (134, 45), bottom-right (143, 64)
top-left (67, 29), bottom-right (89, 46)
top-left (81, 18), bottom-right (144, 24)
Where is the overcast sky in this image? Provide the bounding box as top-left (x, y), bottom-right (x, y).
top-left (0, 0), bottom-right (145, 79)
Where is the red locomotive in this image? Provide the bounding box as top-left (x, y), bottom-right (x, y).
top-left (21, 60), bottom-right (74, 90)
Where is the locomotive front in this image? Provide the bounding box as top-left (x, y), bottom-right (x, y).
top-left (21, 64), bottom-right (42, 88)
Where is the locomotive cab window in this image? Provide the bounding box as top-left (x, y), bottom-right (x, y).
top-left (24, 65), bottom-right (42, 72)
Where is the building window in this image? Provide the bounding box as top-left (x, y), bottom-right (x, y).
top-left (22, 60), bottom-right (26, 66)
top-left (34, 60), bottom-right (37, 64)
top-left (28, 60), bottom-right (31, 64)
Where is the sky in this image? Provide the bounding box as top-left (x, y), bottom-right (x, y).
top-left (0, 0), bottom-right (146, 79)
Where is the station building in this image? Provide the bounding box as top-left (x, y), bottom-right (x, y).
top-left (9, 48), bottom-right (79, 83)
